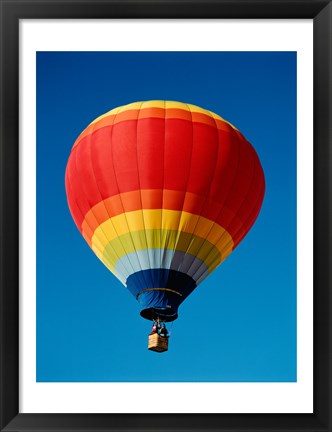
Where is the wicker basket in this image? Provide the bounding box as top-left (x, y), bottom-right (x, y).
top-left (148, 333), bottom-right (169, 353)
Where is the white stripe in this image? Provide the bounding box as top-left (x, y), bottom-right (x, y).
top-left (114, 249), bottom-right (209, 284)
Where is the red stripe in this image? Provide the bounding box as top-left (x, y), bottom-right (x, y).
top-left (73, 107), bottom-right (234, 148)
top-left (66, 116), bottom-right (265, 246)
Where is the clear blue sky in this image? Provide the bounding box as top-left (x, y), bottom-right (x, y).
top-left (36, 51), bottom-right (296, 382)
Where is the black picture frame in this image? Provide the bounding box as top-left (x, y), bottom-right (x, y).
top-left (1, 1), bottom-right (331, 431)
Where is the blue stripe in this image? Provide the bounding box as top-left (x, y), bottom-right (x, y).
top-left (116, 249), bottom-right (209, 285)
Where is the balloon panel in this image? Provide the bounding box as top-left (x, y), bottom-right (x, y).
top-left (65, 101), bottom-right (265, 321)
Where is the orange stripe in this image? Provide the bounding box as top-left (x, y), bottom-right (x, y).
top-left (73, 107), bottom-right (235, 149)
top-left (81, 189), bottom-right (227, 244)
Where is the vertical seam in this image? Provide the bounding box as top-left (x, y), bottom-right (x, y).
top-left (169, 102), bottom-right (195, 286)
top-left (193, 135), bottom-right (262, 283)
top-left (134, 101), bottom-right (154, 289)
top-left (86, 117), bottom-right (134, 278)
top-left (108, 104), bottom-right (147, 292)
top-left (176, 108), bottom-right (221, 281)
top-left (71, 135), bottom-right (129, 282)
top-left (188, 121), bottom-right (242, 282)
top-left (160, 101), bottom-right (166, 275)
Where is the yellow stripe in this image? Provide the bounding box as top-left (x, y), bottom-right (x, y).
top-left (88, 100), bottom-right (237, 130)
top-left (91, 209), bottom-right (234, 254)
top-left (96, 229), bottom-right (232, 273)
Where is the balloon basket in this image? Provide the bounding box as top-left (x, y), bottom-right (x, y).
top-left (148, 333), bottom-right (168, 353)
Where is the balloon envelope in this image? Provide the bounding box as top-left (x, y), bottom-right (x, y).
top-left (65, 101), bottom-right (265, 321)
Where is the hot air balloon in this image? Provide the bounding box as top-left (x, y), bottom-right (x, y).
top-left (65, 100), bottom-right (265, 352)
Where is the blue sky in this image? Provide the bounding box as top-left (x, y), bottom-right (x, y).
top-left (36, 51), bottom-right (296, 382)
